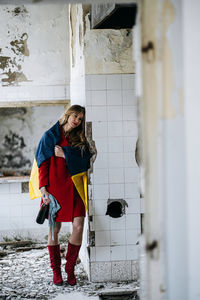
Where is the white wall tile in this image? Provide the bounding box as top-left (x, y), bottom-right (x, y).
top-left (86, 90), bottom-right (92, 106)
top-left (85, 75), bottom-right (92, 90)
top-left (86, 73), bottom-right (140, 266)
top-left (95, 230), bottom-right (110, 246)
top-left (124, 152), bottom-right (137, 168)
top-left (22, 216), bottom-right (39, 229)
top-left (96, 246), bottom-right (111, 261)
top-left (94, 215), bottom-right (110, 231)
top-left (0, 194), bottom-right (10, 206)
top-left (91, 106), bottom-right (107, 121)
top-left (122, 90), bottom-right (137, 106)
top-left (92, 90), bottom-right (107, 106)
top-left (126, 199), bottom-right (141, 214)
top-left (0, 218), bottom-right (11, 230)
top-left (10, 217), bottom-right (24, 229)
top-left (110, 216), bottom-right (125, 230)
top-left (94, 184), bottom-right (109, 200)
top-left (108, 168), bottom-right (124, 184)
top-left (123, 105), bottom-right (137, 121)
top-left (126, 214), bottom-right (140, 229)
top-left (123, 120), bottom-right (138, 137)
top-left (122, 74), bottom-right (136, 90)
top-left (108, 121), bottom-right (123, 137)
top-left (108, 137), bottom-right (123, 153)
top-left (107, 74), bottom-right (122, 90)
top-left (95, 137), bottom-right (108, 153)
top-left (124, 168), bottom-right (139, 183)
top-left (91, 75), bottom-right (107, 90)
top-left (125, 183), bottom-right (140, 198)
top-left (22, 205), bottom-right (38, 218)
top-left (93, 169), bottom-right (109, 184)
top-left (9, 183), bottom-right (21, 194)
top-left (109, 183), bottom-right (124, 198)
top-left (123, 137), bottom-right (137, 152)
top-left (126, 229), bottom-right (140, 245)
top-left (0, 206), bottom-right (10, 218)
top-left (111, 230), bottom-right (126, 245)
top-left (10, 206), bottom-right (22, 218)
top-left (92, 122), bottom-right (108, 138)
top-left (21, 193), bottom-right (34, 206)
top-left (86, 106), bottom-right (92, 122)
top-left (107, 106), bottom-right (123, 121)
top-left (0, 184), bottom-right (9, 194)
top-left (108, 153), bottom-right (124, 168)
top-left (9, 193), bottom-right (22, 206)
top-left (94, 200), bottom-right (107, 216)
top-left (107, 90), bottom-right (122, 106)
top-left (90, 247), bottom-right (96, 262)
top-left (126, 245), bottom-right (139, 260)
top-left (94, 153), bottom-right (108, 169)
top-left (110, 245), bottom-right (126, 261)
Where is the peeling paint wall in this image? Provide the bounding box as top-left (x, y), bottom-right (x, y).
top-left (0, 0), bottom-right (70, 102)
top-left (69, 4), bottom-right (86, 106)
top-left (84, 13), bottom-right (135, 75)
top-left (0, 105), bottom-right (66, 176)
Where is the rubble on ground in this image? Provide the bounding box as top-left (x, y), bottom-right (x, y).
top-left (0, 243), bottom-right (139, 299)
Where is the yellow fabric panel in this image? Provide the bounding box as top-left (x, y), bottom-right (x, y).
top-left (72, 172), bottom-right (88, 211)
top-left (29, 158), bottom-right (42, 200)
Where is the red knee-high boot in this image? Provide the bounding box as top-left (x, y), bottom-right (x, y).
top-left (65, 242), bottom-right (81, 286)
top-left (48, 245), bottom-right (63, 285)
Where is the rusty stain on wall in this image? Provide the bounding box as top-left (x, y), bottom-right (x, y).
top-left (10, 33), bottom-right (29, 56)
top-left (2, 70), bottom-right (28, 85)
top-left (0, 56), bottom-right (10, 70)
top-left (162, 0), bottom-right (176, 118)
top-left (70, 6), bottom-right (75, 68)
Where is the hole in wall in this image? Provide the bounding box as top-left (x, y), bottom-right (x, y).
top-left (106, 199), bottom-right (128, 218)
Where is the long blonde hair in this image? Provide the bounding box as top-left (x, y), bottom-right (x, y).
top-left (59, 105), bottom-right (87, 149)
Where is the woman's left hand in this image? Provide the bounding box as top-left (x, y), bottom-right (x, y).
top-left (54, 145), bottom-right (65, 158)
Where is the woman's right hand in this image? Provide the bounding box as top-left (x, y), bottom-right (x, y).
top-left (40, 186), bottom-right (50, 205)
top-left (54, 145), bottom-right (65, 158)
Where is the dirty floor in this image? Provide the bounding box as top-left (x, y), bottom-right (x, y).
top-left (0, 245), bottom-right (139, 299)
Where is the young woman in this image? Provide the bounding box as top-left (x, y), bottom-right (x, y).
top-left (34, 105), bottom-right (91, 286)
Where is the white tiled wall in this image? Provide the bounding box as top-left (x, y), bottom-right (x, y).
top-left (0, 182), bottom-right (39, 234)
top-left (86, 74), bottom-right (141, 282)
top-left (0, 181), bottom-right (71, 240)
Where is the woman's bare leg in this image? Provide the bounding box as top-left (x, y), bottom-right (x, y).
top-left (69, 216), bottom-right (84, 245)
top-left (48, 222), bottom-right (62, 245)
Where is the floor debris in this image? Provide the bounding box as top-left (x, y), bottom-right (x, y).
top-left (0, 245), bottom-right (139, 299)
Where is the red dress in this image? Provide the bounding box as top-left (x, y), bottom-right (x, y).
top-left (38, 128), bottom-right (85, 222)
